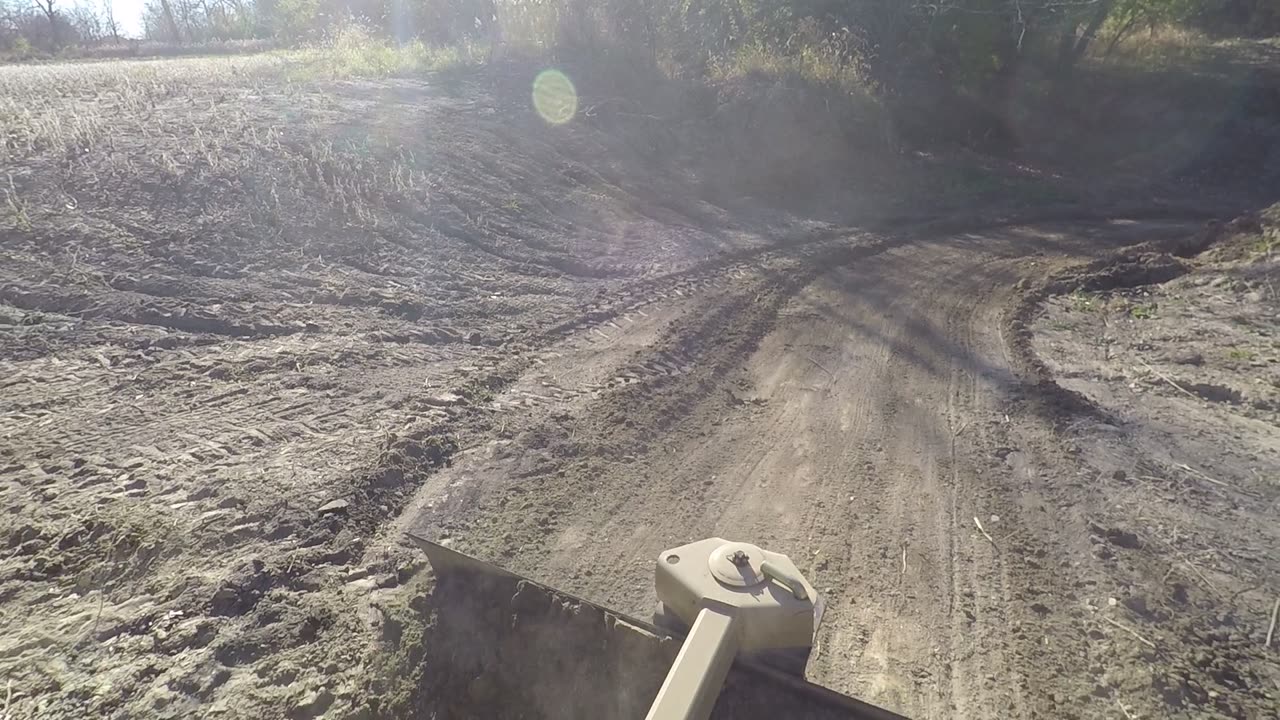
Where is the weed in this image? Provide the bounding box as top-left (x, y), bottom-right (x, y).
top-left (2, 173), bottom-right (31, 230)
top-left (1069, 289), bottom-right (1102, 313)
top-left (1129, 302), bottom-right (1158, 319)
top-left (1251, 229), bottom-right (1278, 258)
top-left (419, 434), bottom-right (460, 468)
top-left (1227, 348), bottom-right (1256, 361)
top-left (460, 376), bottom-right (499, 405)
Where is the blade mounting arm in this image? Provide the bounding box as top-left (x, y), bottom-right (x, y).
top-left (644, 605), bottom-right (740, 720)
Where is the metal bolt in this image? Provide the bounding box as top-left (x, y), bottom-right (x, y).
top-left (728, 550), bottom-right (750, 567)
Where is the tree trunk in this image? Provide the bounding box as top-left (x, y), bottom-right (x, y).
top-left (199, 0), bottom-right (220, 41)
top-left (1055, 22), bottom-right (1080, 71)
top-left (159, 0), bottom-right (182, 42)
top-left (1055, 0), bottom-right (1116, 84)
top-left (104, 2), bottom-right (120, 43)
top-left (36, 0), bottom-right (59, 49)
top-left (1070, 0), bottom-right (1116, 66)
top-left (981, 27), bottom-right (1031, 152)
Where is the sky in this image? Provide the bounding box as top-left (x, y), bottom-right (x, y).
top-left (108, 0), bottom-right (146, 38)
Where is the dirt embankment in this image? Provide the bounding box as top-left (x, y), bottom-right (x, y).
top-left (1010, 206), bottom-right (1279, 719)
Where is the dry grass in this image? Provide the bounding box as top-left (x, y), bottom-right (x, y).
top-left (0, 28), bottom-right (468, 160)
top-left (0, 54), bottom-right (295, 154)
top-left (290, 26), bottom-right (481, 80)
top-left (708, 41), bottom-right (873, 97)
top-left (0, 30), bottom-right (468, 136)
top-left (0, 44), bottom-right (450, 242)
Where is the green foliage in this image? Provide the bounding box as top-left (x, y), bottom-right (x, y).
top-left (7, 36), bottom-right (36, 60)
top-left (271, 0), bottom-right (323, 40)
top-left (1113, 0), bottom-right (1203, 27)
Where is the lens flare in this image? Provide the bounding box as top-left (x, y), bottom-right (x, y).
top-left (532, 70), bottom-right (577, 125)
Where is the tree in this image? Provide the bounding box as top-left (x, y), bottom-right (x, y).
top-left (158, 0), bottom-right (182, 40)
top-left (1054, 0), bottom-right (1117, 78)
top-left (101, 0), bottom-right (118, 41)
top-left (32, 0), bottom-right (58, 48)
top-left (67, 0), bottom-right (105, 42)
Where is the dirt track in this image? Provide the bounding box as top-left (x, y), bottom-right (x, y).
top-left (407, 217), bottom-right (1278, 719)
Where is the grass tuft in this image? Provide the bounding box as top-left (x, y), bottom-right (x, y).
top-left (1070, 289), bottom-right (1103, 313)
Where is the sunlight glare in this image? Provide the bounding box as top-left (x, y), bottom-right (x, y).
top-left (532, 69), bottom-right (577, 125)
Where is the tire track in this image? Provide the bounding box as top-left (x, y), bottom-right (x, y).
top-left (403, 219), bottom-right (1210, 720)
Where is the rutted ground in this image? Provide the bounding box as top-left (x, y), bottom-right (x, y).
top-left (407, 217), bottom-right (1279, 719)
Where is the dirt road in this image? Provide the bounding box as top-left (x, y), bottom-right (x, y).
top-left (406, 218), bottom-right (1268, 719)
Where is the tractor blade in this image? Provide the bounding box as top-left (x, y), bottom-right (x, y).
top-left (406, 532), bottom-right (906, 720)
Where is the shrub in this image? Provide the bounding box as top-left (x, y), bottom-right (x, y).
top-left (292, 24), bottom-right (476, 79)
